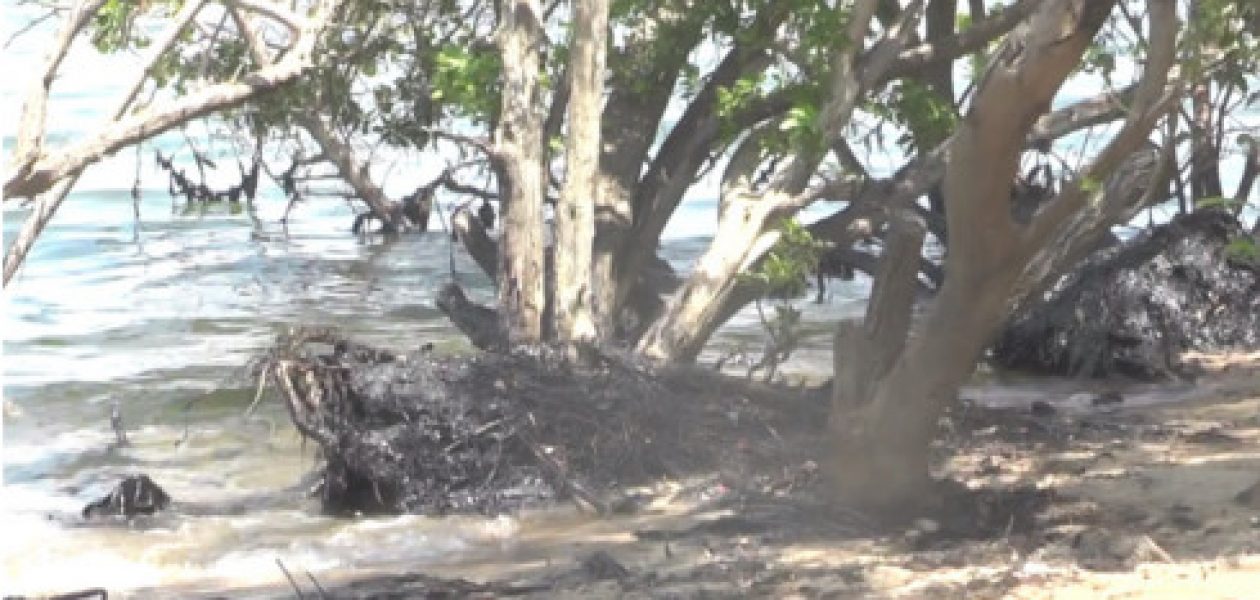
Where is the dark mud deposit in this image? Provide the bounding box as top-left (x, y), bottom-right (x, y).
top-left (260, 330), bottom-right (827, 516)
top-left (993, 211), bottom-right (1260, 378)
top-left (259, 330), bottom-right (1059, 540)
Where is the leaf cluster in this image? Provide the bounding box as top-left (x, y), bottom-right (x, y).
top-left (739, 218), bottom-right (822, 299)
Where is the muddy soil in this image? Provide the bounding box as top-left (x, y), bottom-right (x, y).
top-left (180, 352), bottom-right (1260, 599)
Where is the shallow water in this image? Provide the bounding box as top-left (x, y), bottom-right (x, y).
top-left (0, 175), bottom-right (870, 596)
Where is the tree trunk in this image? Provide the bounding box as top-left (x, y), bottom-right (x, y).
top-left (494, 0), bottom-right (548, 345)
top-left (300, 116), bottom-right (400, 231)
top-left (453, 207), bottom-right (498, 279)
top-left (828, 0), bottom-right (1134, 512)
top-left (830, 274), bottom-right (1013, 511)
top-left (635, 196), bottom-right (782, 362)
top-left (553, 0), bottom-right (607, 344)
top-left (634, 0), bottom-right (880, 363)
top-left (591, 10), bottom-right (703, 332)
top-left (1190, 81), bottom-right (1223, 202)
top-left (1235, 138), bottom-right (1259, 217)
top-left (830, 211), bottom-right (925, 421)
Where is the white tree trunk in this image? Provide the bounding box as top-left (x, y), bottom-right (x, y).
top-left (553, 0), bottom-right (607, 343)
top-left (494, 0), bottom-right (548, 344)
top-left (635, 196), bottom-right (783, 362)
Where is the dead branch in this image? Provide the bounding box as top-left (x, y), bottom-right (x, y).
top-left (435, 283), bottom-right (505, 351)
top-left (452, 207), bottom-right (499, 279)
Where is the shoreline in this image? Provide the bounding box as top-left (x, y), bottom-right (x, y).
top-left (97, 352), bottom-right (1260, 599)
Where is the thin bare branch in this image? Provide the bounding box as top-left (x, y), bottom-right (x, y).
top-left (1028, 83), bottom-right (1137, 148)
top-left (4, 0), bottom-right (336, 200)
top-left (4, 0), bottom-right (209, 286)
top-left (4, 8), bottom-right (60, 49)
top-left (5, 0), bottom-right (343, 286)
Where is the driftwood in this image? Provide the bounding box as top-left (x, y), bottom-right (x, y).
top-left (993, 211), bottom-right (1260, 378)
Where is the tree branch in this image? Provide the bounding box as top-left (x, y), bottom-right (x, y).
top-left (9, 0), bottom-right (108, 188)
top-left (5, 0), bottom-right (212, 285)
top-left (880, 0), bottom-right (1042, 83)
top-left (1027, 83), bottom-right (1137, 149)
top-left (300, 116), bottom-right (400, 228)
top-left (4, 0), bottom-right (343, 200)
top-left (1025, 0), bottom-right (1180, 246)
top-left (943, 0), bottom-right (1116, 274)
